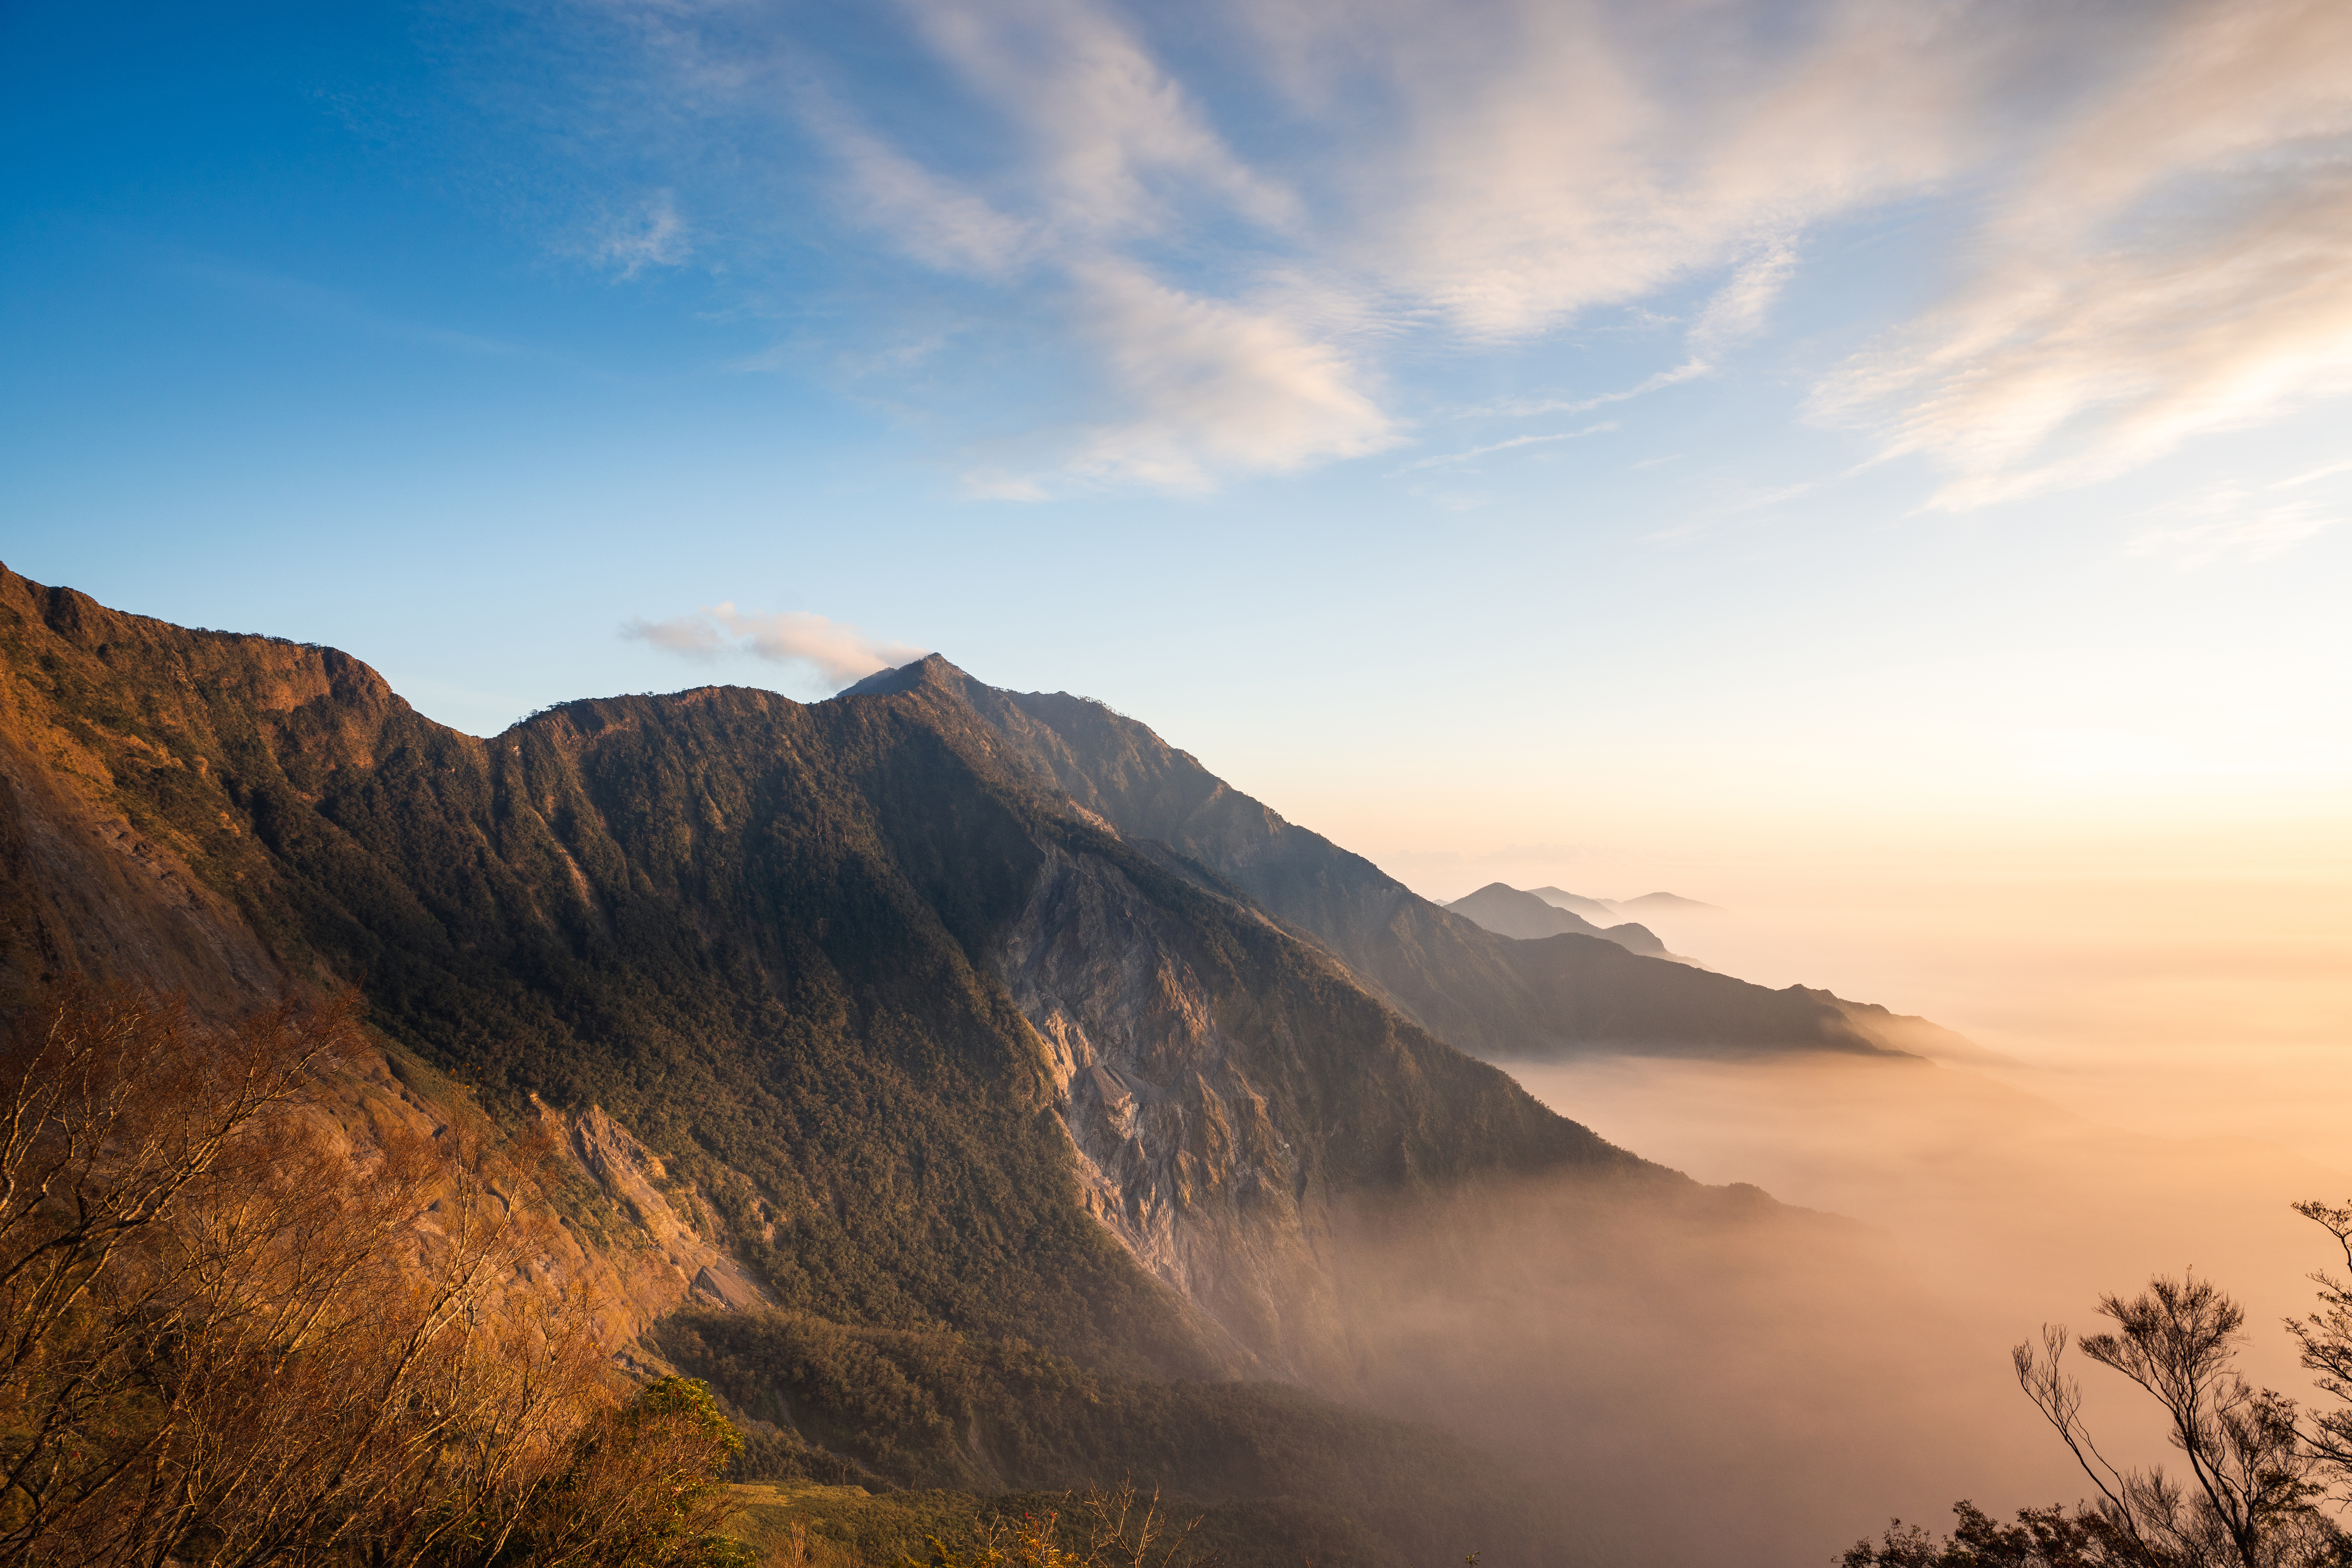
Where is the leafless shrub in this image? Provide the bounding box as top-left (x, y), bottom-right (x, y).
top-left (0, 981), bottom-right (745, 1567)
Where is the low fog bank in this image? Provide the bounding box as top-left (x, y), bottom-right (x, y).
top-left (1326, 1163), bottom-right (2063, 1568)
top-left (1281, 866), bottom-right (2349, 1563)
top-left (1606, 876), bottom-right (2352, 1165)
top-left (1361, 1049), bottom-right (2351, 1566)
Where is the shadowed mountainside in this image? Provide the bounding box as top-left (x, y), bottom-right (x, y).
top-left (1526, 887), bottom-right (1621, 922)
top-left (860, 668), bottom-right (1926, 1061)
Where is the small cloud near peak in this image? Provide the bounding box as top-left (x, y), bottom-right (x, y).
top-left (623, 603), bottom-right (926, 689)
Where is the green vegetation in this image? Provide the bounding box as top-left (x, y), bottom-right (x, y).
top-left (665, 1306), bottom-right (1551, 1567)
top-left (717, 1480), bottom-right (1387, 1568)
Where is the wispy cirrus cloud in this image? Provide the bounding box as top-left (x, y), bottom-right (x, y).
top-left (546, 0), bottom-right (2352, 505)
top-left (1815, 0), bottom-right (2352, 510)
top-left (2128, 499), bottom-right (2336, 568)
top-left (1056, 258), bottom-right (1399, 489)
top-left (624, 603), bottom-right (924, 689)
top-left (2125, 459), bottom-right (2347, 568)
top-left (1395, 421), bottom-right (1617, 475)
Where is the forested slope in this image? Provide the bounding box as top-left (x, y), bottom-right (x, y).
top-left (0, 563), bottom-right (1649, 1565)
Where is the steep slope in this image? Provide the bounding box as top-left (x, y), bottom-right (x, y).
top-left (880, 670), bottom-right (1915, 1060)
top-left (1446, 881), bottom-right (1679, 959)
top-left (29, 567), bottom-right (2038, 1568)
top-left (0, 575), bottom-right (835, 1345)
top-left (0, 565), bottom-right (1691, 1563)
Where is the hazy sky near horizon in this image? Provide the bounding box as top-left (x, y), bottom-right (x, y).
top-left (6, 0), bottom-right (2349, 917)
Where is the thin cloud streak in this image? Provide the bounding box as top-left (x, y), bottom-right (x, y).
top-left (1396, 421), bottom-right (1618, 474)
top-left (2126, 490), bottom-right (2339, 569)
top-left (624, 603), bottom-right (926, 689)
top-left (590, 190), bottom-right (691, 278)
top-left (1055, 257), bottom-right (1399, 490)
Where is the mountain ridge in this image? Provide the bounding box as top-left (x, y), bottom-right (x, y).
top-left (879, 664), bottom-right (1927, 1061)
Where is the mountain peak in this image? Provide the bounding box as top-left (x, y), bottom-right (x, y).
top-left (1617, 891), bottom-right (1724, 915)
top-left (834, 652), bottom-right (958, 699)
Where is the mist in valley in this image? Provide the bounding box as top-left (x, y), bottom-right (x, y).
top-left (1324, 875), bottom-right (2352, 1567)
top-left (1328, 1164), bottom-right (2034, 1566)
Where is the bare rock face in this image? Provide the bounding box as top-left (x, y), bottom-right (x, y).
top-left (996, 843), bottom-right (1345, 1383)
top-left (534, 1098), bottom-right (772, 1330)
top-left (260, 1046), bottom-right (763, 1357)
top-left (690, 1259), bottom-right (769, 1312)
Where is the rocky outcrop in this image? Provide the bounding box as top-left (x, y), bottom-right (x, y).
top-left (534, 1098), bottom-right (773, 1326)
top-left (995, 844), bottom-right (1342, 1379)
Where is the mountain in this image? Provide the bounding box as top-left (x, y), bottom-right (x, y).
top-left (0, 563), bottom-right (1663, 1358)
top-left (887, 671), bottom-right (1914, 1060)
top-left (1526, 887), bottom-right (1620, 922)
top-left (1615, 891), bottom-right (1724, 916)
top-left (0, 563), bottom-right (1690, 1563)
top-left (1444, 882), bottom-right (1689, 962)
top-left (1790, 987), bottom-right (2020, 1066)
top-left (0, 567), bottom-right (1971, 1564)
top-left (1528, 888), bottom-right (1724, 920)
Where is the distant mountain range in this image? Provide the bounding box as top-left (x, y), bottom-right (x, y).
top-left (0, 564), bottom-right (1972, 1566)
top-left (1528, 887), bottom-right (1725, 921)
top-left (1444, 882), bottom-right (1699, 964)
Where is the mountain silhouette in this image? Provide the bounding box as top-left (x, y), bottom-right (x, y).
top-left (1444, 881), bottom-right (1691, 963)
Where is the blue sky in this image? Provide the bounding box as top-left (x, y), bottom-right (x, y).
top-left (6, 0), bottom-right (2348, 906)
